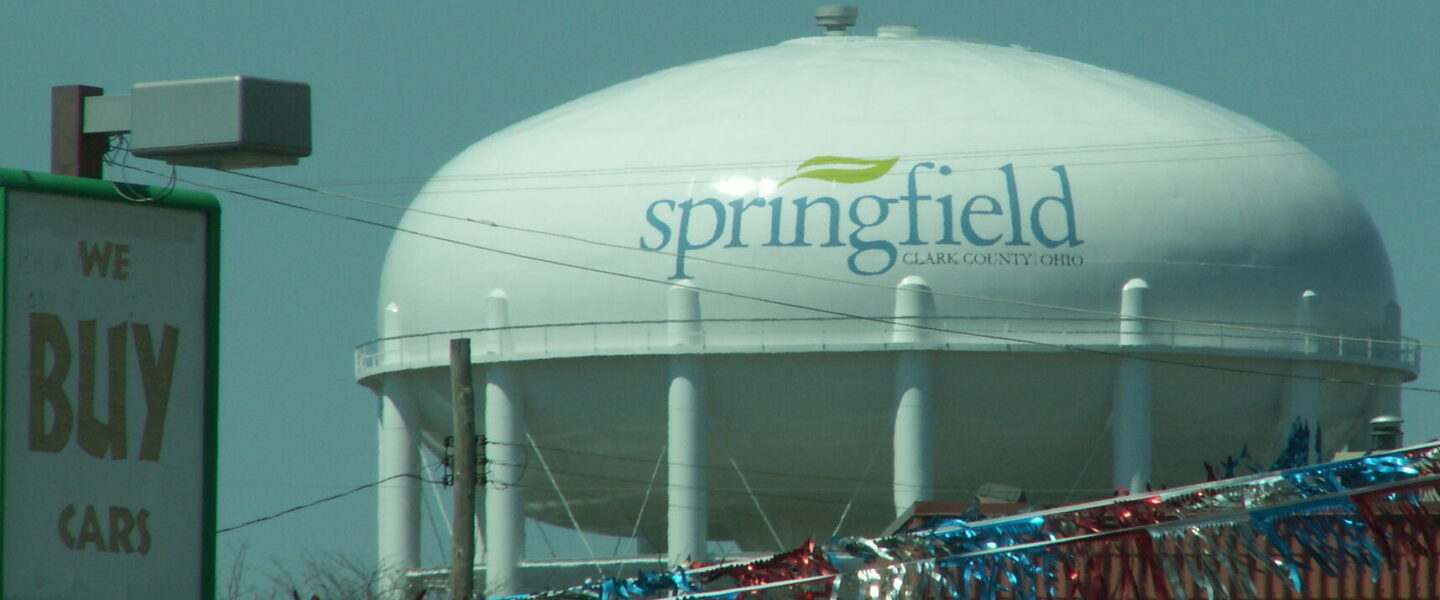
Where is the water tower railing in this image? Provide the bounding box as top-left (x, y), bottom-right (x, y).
top-left (355, 316), bottom-right (1420, 380)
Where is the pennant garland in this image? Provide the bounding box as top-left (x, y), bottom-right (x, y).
top-left (493, 443), bottom-right (1440, 600)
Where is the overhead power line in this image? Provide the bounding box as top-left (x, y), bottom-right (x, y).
top-left (218, 473), bottom-right (442, 534)
top-left (110, 161), bottom-right (1440, 396)
top-left (490, 441), bottom-right (913, 489)
top-left (215, 161), bottom-right (1430, 352)
top-left (214, 125), bottom-right (1440, 188)
top-left (244, 142), bottom-right (1438, 197)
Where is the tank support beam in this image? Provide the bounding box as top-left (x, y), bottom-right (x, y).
top-left (377, 380), bottom-right (421, 599)
top-left (1112, 278), bottom-right (1153, 493)
top-left (1280, 290), bottom-right (1321, 463)
top-left (892, 276), bottom-right (936, 515)
top-left (484, 290), bottom-right (525, 597)
top-left (667, 282), bottom-right (708, 565)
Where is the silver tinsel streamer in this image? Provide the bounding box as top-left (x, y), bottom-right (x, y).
top-left (490, 443), bottom-right (1440, 600)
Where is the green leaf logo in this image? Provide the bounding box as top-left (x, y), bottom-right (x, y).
top-left (779, 156), bottom-right (899, 187)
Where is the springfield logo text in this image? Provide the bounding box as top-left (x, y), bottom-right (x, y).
top-left (639, 157), bottom-right (1083, 278)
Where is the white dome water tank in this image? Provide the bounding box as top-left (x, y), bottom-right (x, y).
top-left (360, 26), bottom-right (1417, 555)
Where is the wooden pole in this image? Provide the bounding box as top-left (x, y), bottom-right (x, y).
top-left (51, 85), bottom-right (107, 178)
top-left (450, 338), bottom-right (477, 600)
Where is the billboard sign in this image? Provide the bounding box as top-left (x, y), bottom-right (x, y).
top-left (0, 168), bottom-right (219, 599)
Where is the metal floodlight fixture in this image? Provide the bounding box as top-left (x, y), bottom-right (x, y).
top-left (81, 75), bottom-right (311, 170)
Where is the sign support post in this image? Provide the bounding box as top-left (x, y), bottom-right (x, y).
top-left (50, 85), bottom-right (108, 178)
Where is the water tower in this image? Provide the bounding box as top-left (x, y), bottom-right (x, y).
top-left (355, 8), bottom-right (1419, 595)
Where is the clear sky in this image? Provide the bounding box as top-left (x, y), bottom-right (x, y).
top-left (3, 1), bottom-right (1438, 595)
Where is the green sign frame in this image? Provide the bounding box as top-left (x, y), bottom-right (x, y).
top-left (0, 167), bottom-right (220, 599)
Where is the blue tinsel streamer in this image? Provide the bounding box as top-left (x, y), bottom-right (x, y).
top-left (1249, 496), bottom-right (1384, 591)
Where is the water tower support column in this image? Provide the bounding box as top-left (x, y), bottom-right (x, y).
top-left (1280, 290), bottom-right (1320, 463)
top-left (667, 282), bottom-right (708, 565)
top-left (892, 276), bottom-right (936, 515)
top-left (484, 290), bottom-right (525, 596)
top-left (1112, 279), bottom-right (1153, 493)
top-left (377, 379), bottom-right (420, 598)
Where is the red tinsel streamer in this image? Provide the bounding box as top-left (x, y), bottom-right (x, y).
top-left (1061, 531), bottom-right (1173, 600)
top-left (718, 539), bottom-right (838, 600)
top-left (1403, 446), bottom-right (1440, 476)
top-left (1065, 495), bottom-right (1175, 537)
top-left (1352, 478), bottom-right (1440, 567)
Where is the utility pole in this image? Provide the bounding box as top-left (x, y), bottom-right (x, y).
top-left (450, 339), bottom-right (478, 600)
